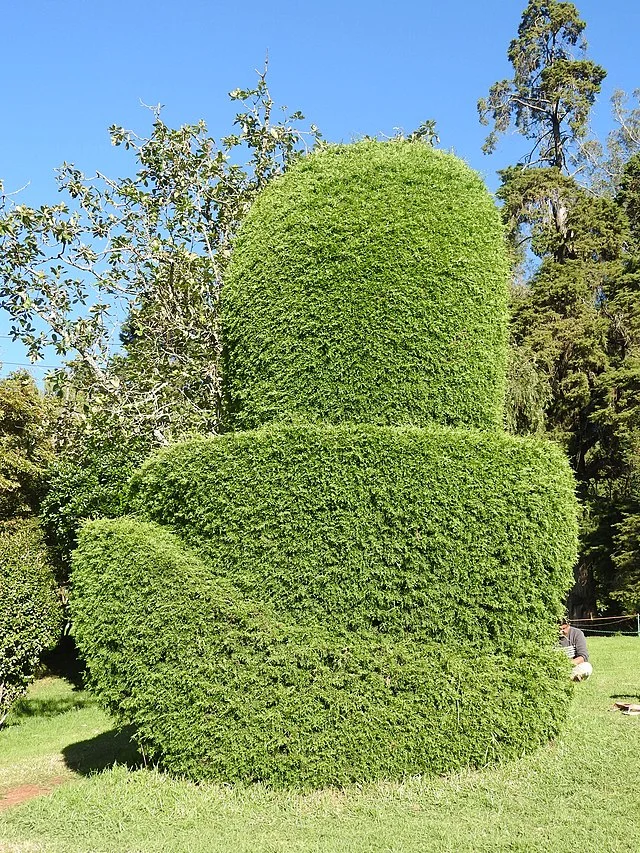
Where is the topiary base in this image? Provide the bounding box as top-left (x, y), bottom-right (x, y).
top-left (72, 422), bottom-right (577, 787)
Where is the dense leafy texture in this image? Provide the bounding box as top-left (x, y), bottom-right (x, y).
top-left (222, 140), bottom-right (509, 431)
top-left (129, 424), bottom-right (577, 647)
top-left (72, 516), bottom-right (572, 787)
top-left (0, 519), bottom-right (62, 727)
top-left (72, 140), bottom-right (578, 786)
top-left (0, 372), bottom-right (54, 522)
top-left (41, 440), bottom-right (149, 579)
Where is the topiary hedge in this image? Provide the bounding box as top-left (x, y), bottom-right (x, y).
top-left (222, 140), bottom-right (510, 432)
top-left (128, 423), bottom-right (577, 649)
top-left (71, 140), bottom-right (579, 787)
top-left (0, 519), bottom-right (62, 726)
top-left (72, 517), bottom-right (571, 788)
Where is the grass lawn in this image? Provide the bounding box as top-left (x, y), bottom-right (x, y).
top-left (1, 636), bottom-right (639, 853)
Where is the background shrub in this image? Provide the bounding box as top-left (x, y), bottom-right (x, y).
top-left (42, 443), bottom-right (147, 580)
top-left (222, 140), bottom-right (510, 432)
top-left (72, 517), bottom-right (572, 788)
top-left (0, 371), bottom-right (54, 522)
top-left (0, 518), bottom-right (62, 727)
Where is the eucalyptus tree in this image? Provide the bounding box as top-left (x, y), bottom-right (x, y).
top-left (478, 2), bottom-right (634, 614)
top-left (478, 0), bottom-right (606, 172)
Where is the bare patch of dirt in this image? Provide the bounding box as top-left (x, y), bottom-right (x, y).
top-left (0, 776), bottom-right (67, 811)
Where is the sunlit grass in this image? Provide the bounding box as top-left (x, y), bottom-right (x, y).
top-left (1, 638), bottom-right (639, 852)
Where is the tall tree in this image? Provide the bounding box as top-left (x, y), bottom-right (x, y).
top-left (478, 1), bottom-right (640, 615)
top-left (478, 0), bottom-right (606, 172)
top-left (0, 69), bottom-right (322, 448)
top-left (589, 154), bottom-right (640, 611)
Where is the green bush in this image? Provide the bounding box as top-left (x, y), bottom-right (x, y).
top-left (0, 371), bottom-right (54, 521)
top-left (71, 140), bottom-right (578, 787)
top-left (72, 517), bottom-right (572, 788)
top-left (128, 423), bottom-right (577, 648)
top-left (42, 444), bottom-right (146, 579)
top-left (222, 140), bottom-right (510, 432)
top-left (0, 519), bottom-right (62, 726)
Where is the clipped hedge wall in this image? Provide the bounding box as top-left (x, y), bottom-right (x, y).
top-left (128, 423), bottom-right (578, 649)
top-left (72, 517), bottom-right (572, 788)
top-left (0, 519), bottom-right (62, 725)
top-left (222, 140), bottom-right (510, 432)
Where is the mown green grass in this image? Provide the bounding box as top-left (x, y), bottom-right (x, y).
top-left (1, 637), bottom-right (639, 852)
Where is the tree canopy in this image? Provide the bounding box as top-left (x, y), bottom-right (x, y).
top-left (483, 0), bottom-right (640, 615)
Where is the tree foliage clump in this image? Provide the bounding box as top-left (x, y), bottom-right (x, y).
top-left (0, 372), bottom-right (54, 521)
top-left (478, 0), bottom-right (606, 170)
top-left (41, 438), bottom-right (149, 578)
top-left (72, 141), bottom-right (578, 786)
top-left (223, 140), bottom-right (509, 432)
top-left (0, 519), bottom-right (62, 727)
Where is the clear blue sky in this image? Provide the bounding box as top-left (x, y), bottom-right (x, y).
top-left (2, 0), bottom-right (639, 379)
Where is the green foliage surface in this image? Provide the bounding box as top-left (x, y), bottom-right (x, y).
top-left (0, 519), bottom-right (62, 726)
top-left (71, 140), bottom-right (578, 787)
top-left (128, 424), bottom-right (577, 646)
top-left (41, 441), bottom-right (148, 579)
top-left (0, 371), bottom-right (54, 521)
top-left (222, 140), bottom-right (509, 431)
top-left (71, 515), bottom-right (571, 788)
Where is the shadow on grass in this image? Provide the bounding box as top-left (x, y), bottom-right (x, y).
top-left (63, 726), bottom-right (144, 776)
top-left (40, 635), bottom-right (85, 689)
top-left (9, 693), bottom-right (94, 723)
top-left (610, 694), bottom-right (640, 701)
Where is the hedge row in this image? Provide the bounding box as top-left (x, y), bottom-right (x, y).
top-left (128, 422), bottom-right (578, 649)
top-left (71, 517), bottom-right (572, 788)
top-left (0, 519), bottom-right (62, 725)
top-left (222, 140), bottom-right (509, 432)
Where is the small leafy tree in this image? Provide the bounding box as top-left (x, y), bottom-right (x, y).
top-left (0, 68), bottom-right (322, 448)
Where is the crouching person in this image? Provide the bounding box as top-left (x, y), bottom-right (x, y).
top-left (559, 617), bottom-right (593, 681)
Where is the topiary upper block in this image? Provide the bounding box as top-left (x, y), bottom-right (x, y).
top-left (222, 140), bottom-right (510, 432)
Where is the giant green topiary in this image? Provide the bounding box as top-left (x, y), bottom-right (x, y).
top-left (71, 140), bottom-right (578, 787)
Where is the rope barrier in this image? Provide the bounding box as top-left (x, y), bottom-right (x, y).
top-left (570, 614), bottom-right (639, 622)
top-left (568, 614), bottom-right (640, 637)
top-left (581, 628), bottom-right (638, 637)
